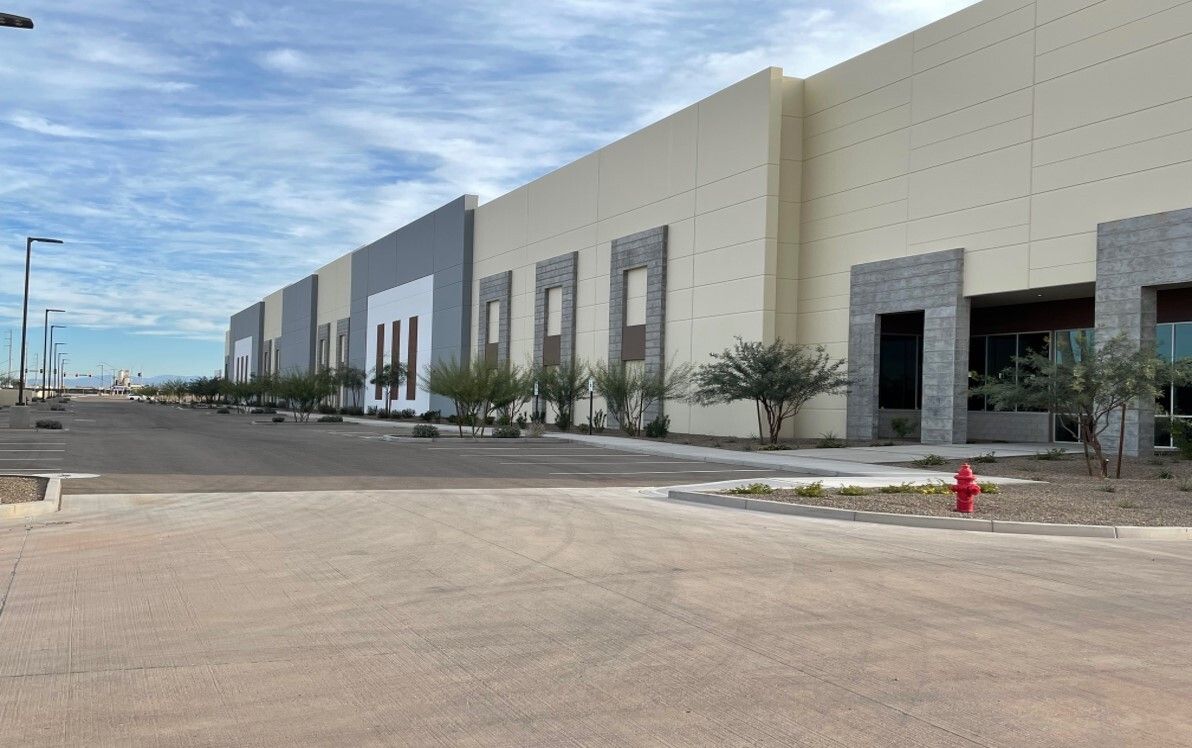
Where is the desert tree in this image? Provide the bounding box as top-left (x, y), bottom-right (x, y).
top-left (592, 359), bottom-right (693, 437)
top-left (369, 362), bottom-right (407, 413)
top-left (537, 359), bottom-right (588, 431)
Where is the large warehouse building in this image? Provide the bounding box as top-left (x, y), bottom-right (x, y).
top-left (226, 0), bottom-right (1192, 455)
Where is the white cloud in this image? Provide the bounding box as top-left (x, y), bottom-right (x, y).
top-left (5, 113), bottom-right (100, 139)
top-left (259, 48), bottom-right (315, 75)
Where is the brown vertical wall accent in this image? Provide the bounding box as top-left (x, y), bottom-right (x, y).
top-left (406, 316), bottom-right (418, 401)
top-left (391, 320), bottom-right (401, 403)
top-left (374, 324), bottom-right (385, 400)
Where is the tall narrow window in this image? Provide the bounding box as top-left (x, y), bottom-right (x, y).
top-left (375, 324), bottom-right (385, 401)
top-left (543, 287), bottom-right (562, 366)
top-left (485, 300), bottom-right (500, 368)
top-left (390, 320), bottom-right (401, 403)
top-left (621, 267), bottom-right (647, 361)
top-left (407, 316), bottom-right (418, 400)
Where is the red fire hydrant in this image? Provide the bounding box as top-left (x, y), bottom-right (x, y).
top-left (950, 463), bottom-right (982, 514)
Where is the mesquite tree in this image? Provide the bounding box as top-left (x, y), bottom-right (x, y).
top-left (592, 360), bottom-right (692, 437)
top-left (690, 337), bottom-right (850, 445)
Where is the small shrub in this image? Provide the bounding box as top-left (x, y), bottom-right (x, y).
top-left (644, 414), bottom-right (670, 439)
top-left (971, 451), bottom-right (998, 464)
top-left (911, 453), bottom-right (947, 467)
top-left (837, 485), bottom-right (867, 496)
top-left (271, 415), bottom-right (286, 423)
top-left (914, 481), bottom-right (950, 495)
top-left (726, 483), bottom-right (774, 496)
top-left (890, 417), bottom-right (913, 439)
top-left (879, 483), bottom-right (915, 494)
top-left (555, 410), bottom-right (572, 432)
top-left (411, 424), bottom-right (440, 438)
top-left (1180, 479), bottom-right (1192, 492)
top-left (978, 482), bottom-right (1000, 494)
top-left (515, 412), bottom-right (528, 429)
top-left (317, 404), bottom-right (336, 415)
top-left (1116, 499), bottom-right (1141, 509)
top-left (1034, 448), bottom-right (1067, 461)
top-left (395, 408), bottom-right (416, 419)
top-left (592, 409), bottom-right (607, 433)
top-left (216, 408), bottom-right (230, 414)
top-left (527, 422), bottom-right (546, 438)
top-left (492, 424), bottom-right (522, 438)
top-left (1158, 469), bottom-right (1175, 480)
top-left (317, 415), bottom-right (343, 423)
top-left (375, 408), bottom-right (391, 419)
top-left (340, 406), bottom-right (364, 417)
top-left (35, 419), bottom-right (63, 430)
top-left (794, 481), bottom-right (825, 498)
top-left (1098, 482), bottom-right (1117, 493)
top-left (366, 406), bottom-right (378, 416)
top-left (816, 432), bottom-right (846, 449)
top-left (49, 404), bottom-right (66, 411)
top-left (418, 409), bottom-right (440, 422)
top-left (757, 443), bottom-right (791, 451)
top-left (1172, 418), bottom-right (1192, 460)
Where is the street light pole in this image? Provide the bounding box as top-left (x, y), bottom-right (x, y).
top-left (17, 238), bottom-right (63, 404)
top-left (52, 343), bottom-right (65, 398)
top-left (58, 355), bottom-right (68, 395)
top-left (46, 323), bottom-right (65, 399)
top-left (40, 309), bottom-right (65, 400)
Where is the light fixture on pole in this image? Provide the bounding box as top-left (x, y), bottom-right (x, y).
top-left (46, 323), bottom-right (66, 399)
top-left (0, 12), bottom-right (34, 29)
top-left (17, 239), bottom-right (63, 404)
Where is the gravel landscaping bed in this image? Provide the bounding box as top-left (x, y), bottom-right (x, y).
top-left (0, 476), bottom-right (48, 504)
top-left (743, 453), bottom-right (1192, 526)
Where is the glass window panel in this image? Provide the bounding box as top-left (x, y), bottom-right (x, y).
top-left (1156, 323), bottom-right (1174, 362)
top-left (987, 335), bottom-right (1017, 411)
top-left (1174, 322), bottom-right (1192, 362)
top-left (1018, 333), bottom-right (1049, 412)
top-left (1156, 417), bottom-right (1174, 449)
top-left (968, 336), bottom-right (986, 411)
top-left (879, 335), bottom-right (919, 410)
top-left (1055, 328), bottom-right (1093, 365)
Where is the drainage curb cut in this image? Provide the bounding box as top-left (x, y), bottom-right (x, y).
top-left (0, 476), bottom-right (61, 520)
top-left (664, 490), bottom-right (1191, 540)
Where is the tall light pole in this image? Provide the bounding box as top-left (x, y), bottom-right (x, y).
top-left (97, 360), bottom-right (114, 394)
top-left (17, 238), bottom-right (63, 404)
top-left (45, 322), bottom-right (65, 399)
top-left (58, 355), bottom-right (68, 395)
top-left (52, 342), bottom-right (65, 397)
top-left (0, 13), bottom-right (35, 29)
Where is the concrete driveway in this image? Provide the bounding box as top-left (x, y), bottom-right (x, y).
top-left (2, 486), bottom-right (1190, 745)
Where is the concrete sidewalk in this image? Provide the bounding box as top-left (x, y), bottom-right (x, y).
top-left (544, 431), bottom-right (1060, 481)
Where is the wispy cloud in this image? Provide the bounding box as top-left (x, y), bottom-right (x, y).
top-left (0, 0), bottom-right (973, 374)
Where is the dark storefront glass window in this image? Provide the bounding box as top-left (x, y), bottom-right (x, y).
top-left (968, 337), bottom-right (986, 411)
top-left (879, 335), bottom-right (920, 410)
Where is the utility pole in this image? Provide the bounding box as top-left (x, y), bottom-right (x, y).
top-left (4, 330), bottom-right (11, 384)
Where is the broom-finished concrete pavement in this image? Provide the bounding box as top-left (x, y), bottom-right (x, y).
top-left (2, 400), bottom-right (1191, 744)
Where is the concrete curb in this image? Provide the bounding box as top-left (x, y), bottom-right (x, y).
top-left (0, 475), bottom-right (61, 520)
top-left (664, 489), bottom-right (1191, 540)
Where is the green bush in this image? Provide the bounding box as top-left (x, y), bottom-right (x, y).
top-left (341, 406), bottom-right (364, 416)
top-left (978, 482), bottom-right (1000, 494)
top-left (911, 454), bottom-right (947, 467)
top-left (726, 483), bottom-right (774, 495)
top-left (412, 424), bottom-right (439, 438)
top-left (1034, 448), bottom-right (1068, 461)
top-left (970, 451), bottom-right (998, 464)
top-left (879, 482), bottom-right (915, 494)
top-left (794, 481), bottom-right (825, 498)
top-left (816, 432), bottom-right (846, 449)
top-left (890, 416), bottom-right (914, 439)
top-left (492, 424), bottom-right (521, 438)
top-left (272, 415), bottom-right (286, 423)
top-left (375, 408), bottom-right (391, 419)
top-left (914, 481), bottom-right (951, 495)
top-left (395, 408), bottom-right (416, 419)
top-left (317, 415), bottom-right (343, 423)
top-left (1172, 419), bottom-right (1192, 459)
top-left (1158, 469), bottom-right (1175, 480)
top-left (419, 409), bottom-right (441, 422)
top-left (35, 419), bottom-right (63, 430)
top-left (527, 422), bottom-right (546, 438)
top-left (837, 485), bottom-right (867, 496)
top-left (644, 414), bottom-right (670, 439)
top-left (317, 404), bottom-right (337, 415)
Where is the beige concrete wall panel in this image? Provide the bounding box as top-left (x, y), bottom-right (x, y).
top-left (802, 131), bottom-right (910, 201)
top-left (667, 286), bottom-right (694, 323)
top-left (690, 310), bottom-right (768, 351)
top-left (910, 88), bottom-right (1033, 149)
top-left (910, 114), bottom-right (1033, 172)
top-left (1034, 33), bottom-right (1192, 135)
top-left (911, 32), bottom-right (1035, 125)
top-left (800, 200), bottom-right (910, 244)
top-left (694, 164), bottom-right (775, 215)
top-left (1037, 0), bottom-right (1101, 25)
top-left (778, 200), bottom-right (802, 247)
top-left (964, 244), bottom-right (1031, 295)
top-left (692, 239), bottom-right (769, 288)
top-left (695, 69), bottom-right (780, 186)
top-left (906, 197), bottom-right (1030, 245)
top-left (1034, 95), bottom-right (1192, 166)
top-left (804, 105), bottom-right (911, 161)
top-left (915, 0), bottom-right (1035, 50)
top-left (522, 225), bottom-right (598, 268)
top-left (1030, 159), bottom-right (1192, 239)
top-left (910, 224), bottom-right (1031, 257)
top-left (1034, 127), bottom-right (1192, 193)
top-left (474, 188), bottom-right (529, 262)
top-left (801, 178), bottom-right (908, 224)
top-left (799, 224), bottom-right (909, 278)
top-left (594, 192), bottom-right (696, 246)
top-left (526, 154), bottom-right (599, 244)
top-left (796, 308), bottom-right (849, 345)
top-left (781, 115), bottom-right (804, 163)
top-left (804, 35), bottom-right (913, 116)
top-left (908, 143), bottom-right (1032, 220)
top-left (1036, 1), bottom-right (1192, 81)
top-left (913, 4), bottom-right (1036, 72)
top-left (781, 76), bottom-right (805, 117)
top-left (1029, 232), bottom-right (1096, 269)
top-left (1037, 0), bottom-right (1185, 53)
top-left (796, 293), bottom-right (850, 315)
top-left (1029, 262), bottom-right (1096, 287)
top-left (803, 79), bottom-right (912, 138)
top-left (692, 277), bottom-right (771, 318)
top-left (693, 197), bottom-right (773, 254)
top-left (315, 254), bottom-right (352, 326)
top-left (263, 289), bottom-right (283, 340)
top-left (597, 105), bottom-right (698, 220)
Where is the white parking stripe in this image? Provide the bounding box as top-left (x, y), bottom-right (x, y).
top-left (500, 460), bottom-right (707, 465)
top-left (0, 457), bottom-right (63, 461)
top-left (0, 449), bottom-right (66, 452)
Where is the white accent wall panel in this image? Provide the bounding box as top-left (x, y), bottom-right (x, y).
top-left (364, 274), bottom-right (433, 412)
top-left (233, 336), bottom-right (252, 383)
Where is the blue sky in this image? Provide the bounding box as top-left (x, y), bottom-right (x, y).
top-left (0, 0), bottom-right (973, 379)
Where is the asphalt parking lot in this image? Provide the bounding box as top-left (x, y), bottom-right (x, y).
top-left (30, 399), bottom-right (802, 494)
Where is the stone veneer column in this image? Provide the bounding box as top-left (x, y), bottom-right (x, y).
top-left (534, 252), bottom-right (578, 366)
top-left (846, 248), bottom-right (969, 445)
top-left (1096, 206), bottom-right (1192, 457)
top-left (477, 271), bottom-right (512, 365)
top-left (608, 227), bottom-right (667, 425)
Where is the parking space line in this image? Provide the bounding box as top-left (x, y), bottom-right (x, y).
top-left (500, 460), bottom-right (707, 465)
top-left (0, 449), bottom-right (66, 452)
top-left (0, 457), bottom-right (63, 461)
top-left (549, 468), bottom-right (770, 475)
